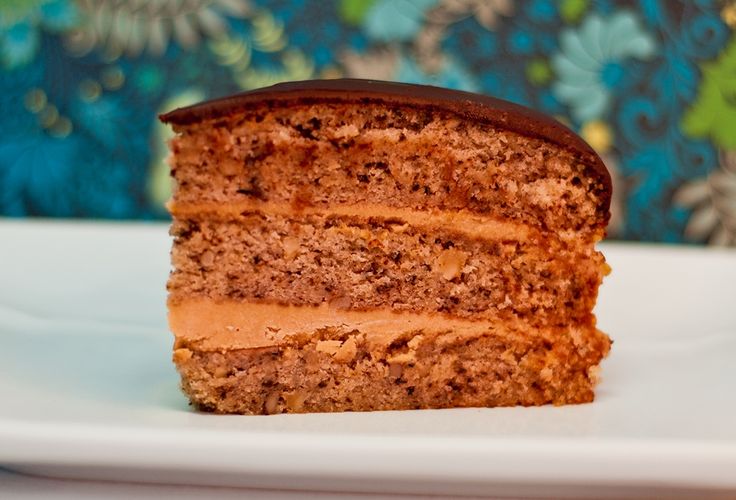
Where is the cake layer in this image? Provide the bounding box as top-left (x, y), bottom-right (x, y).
top-left (168, 102), bottom-right (609, 232)
top-left (172, 303), bottom-right (610, 414)
top-left (169, 210), bottom-right (607, 324)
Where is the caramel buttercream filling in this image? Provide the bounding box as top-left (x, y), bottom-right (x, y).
top-left (168, 298), bottom-right (589, 351)
top-left (170, 201), bottom-right (599, 243)
top-left (170, 202), bottom-right (605, 243)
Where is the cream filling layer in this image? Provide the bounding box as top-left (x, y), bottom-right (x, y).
top-left (168, 299), bottom-right (564, 351)
top-left (169, 201), bottom-right (547, 242)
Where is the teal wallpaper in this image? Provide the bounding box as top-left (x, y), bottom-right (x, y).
top-left (1, 0), bottom-right (735, 245)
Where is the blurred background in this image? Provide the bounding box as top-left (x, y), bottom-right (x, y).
top-left (1, 0), bottom-right (735, 245)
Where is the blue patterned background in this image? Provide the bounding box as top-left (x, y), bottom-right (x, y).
top-left (2, 0), bottom-right (736, 245)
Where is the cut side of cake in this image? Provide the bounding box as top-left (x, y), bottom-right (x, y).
top-left (160, 79), bottom-right (612, 414)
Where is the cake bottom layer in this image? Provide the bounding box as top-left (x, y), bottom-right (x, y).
top-left (173, 321), bottom-right (610, 414)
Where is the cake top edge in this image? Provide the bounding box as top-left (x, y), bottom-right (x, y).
top-left (159, 79), bottom-right (611, 215)
top-left (160, 79), bottom-right (584, 149)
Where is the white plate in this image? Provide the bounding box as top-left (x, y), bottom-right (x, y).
top-left (1, 220), bottom-right (735, 498)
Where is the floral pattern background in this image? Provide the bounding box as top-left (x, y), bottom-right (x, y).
top-left (1, 0), bottom-right (736, 245)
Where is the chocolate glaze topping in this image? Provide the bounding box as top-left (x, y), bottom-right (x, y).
top-left (160, 79), bottom-right (611, 214)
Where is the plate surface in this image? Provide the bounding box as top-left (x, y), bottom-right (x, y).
top-left (1, 220), bottom-right (735, 497)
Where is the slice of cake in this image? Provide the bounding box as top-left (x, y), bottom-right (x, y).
top-left (160, 79), bottom-right (612, 414)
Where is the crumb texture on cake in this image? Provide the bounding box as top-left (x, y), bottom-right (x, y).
top-left (173, 307), bottom-right (610, 414)
top-left (167, 103), bottom-right (608, 232)
top-left (168, 211), bottom-right (605, 325)
top-left (162, 80), bottom-right (612, 414)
